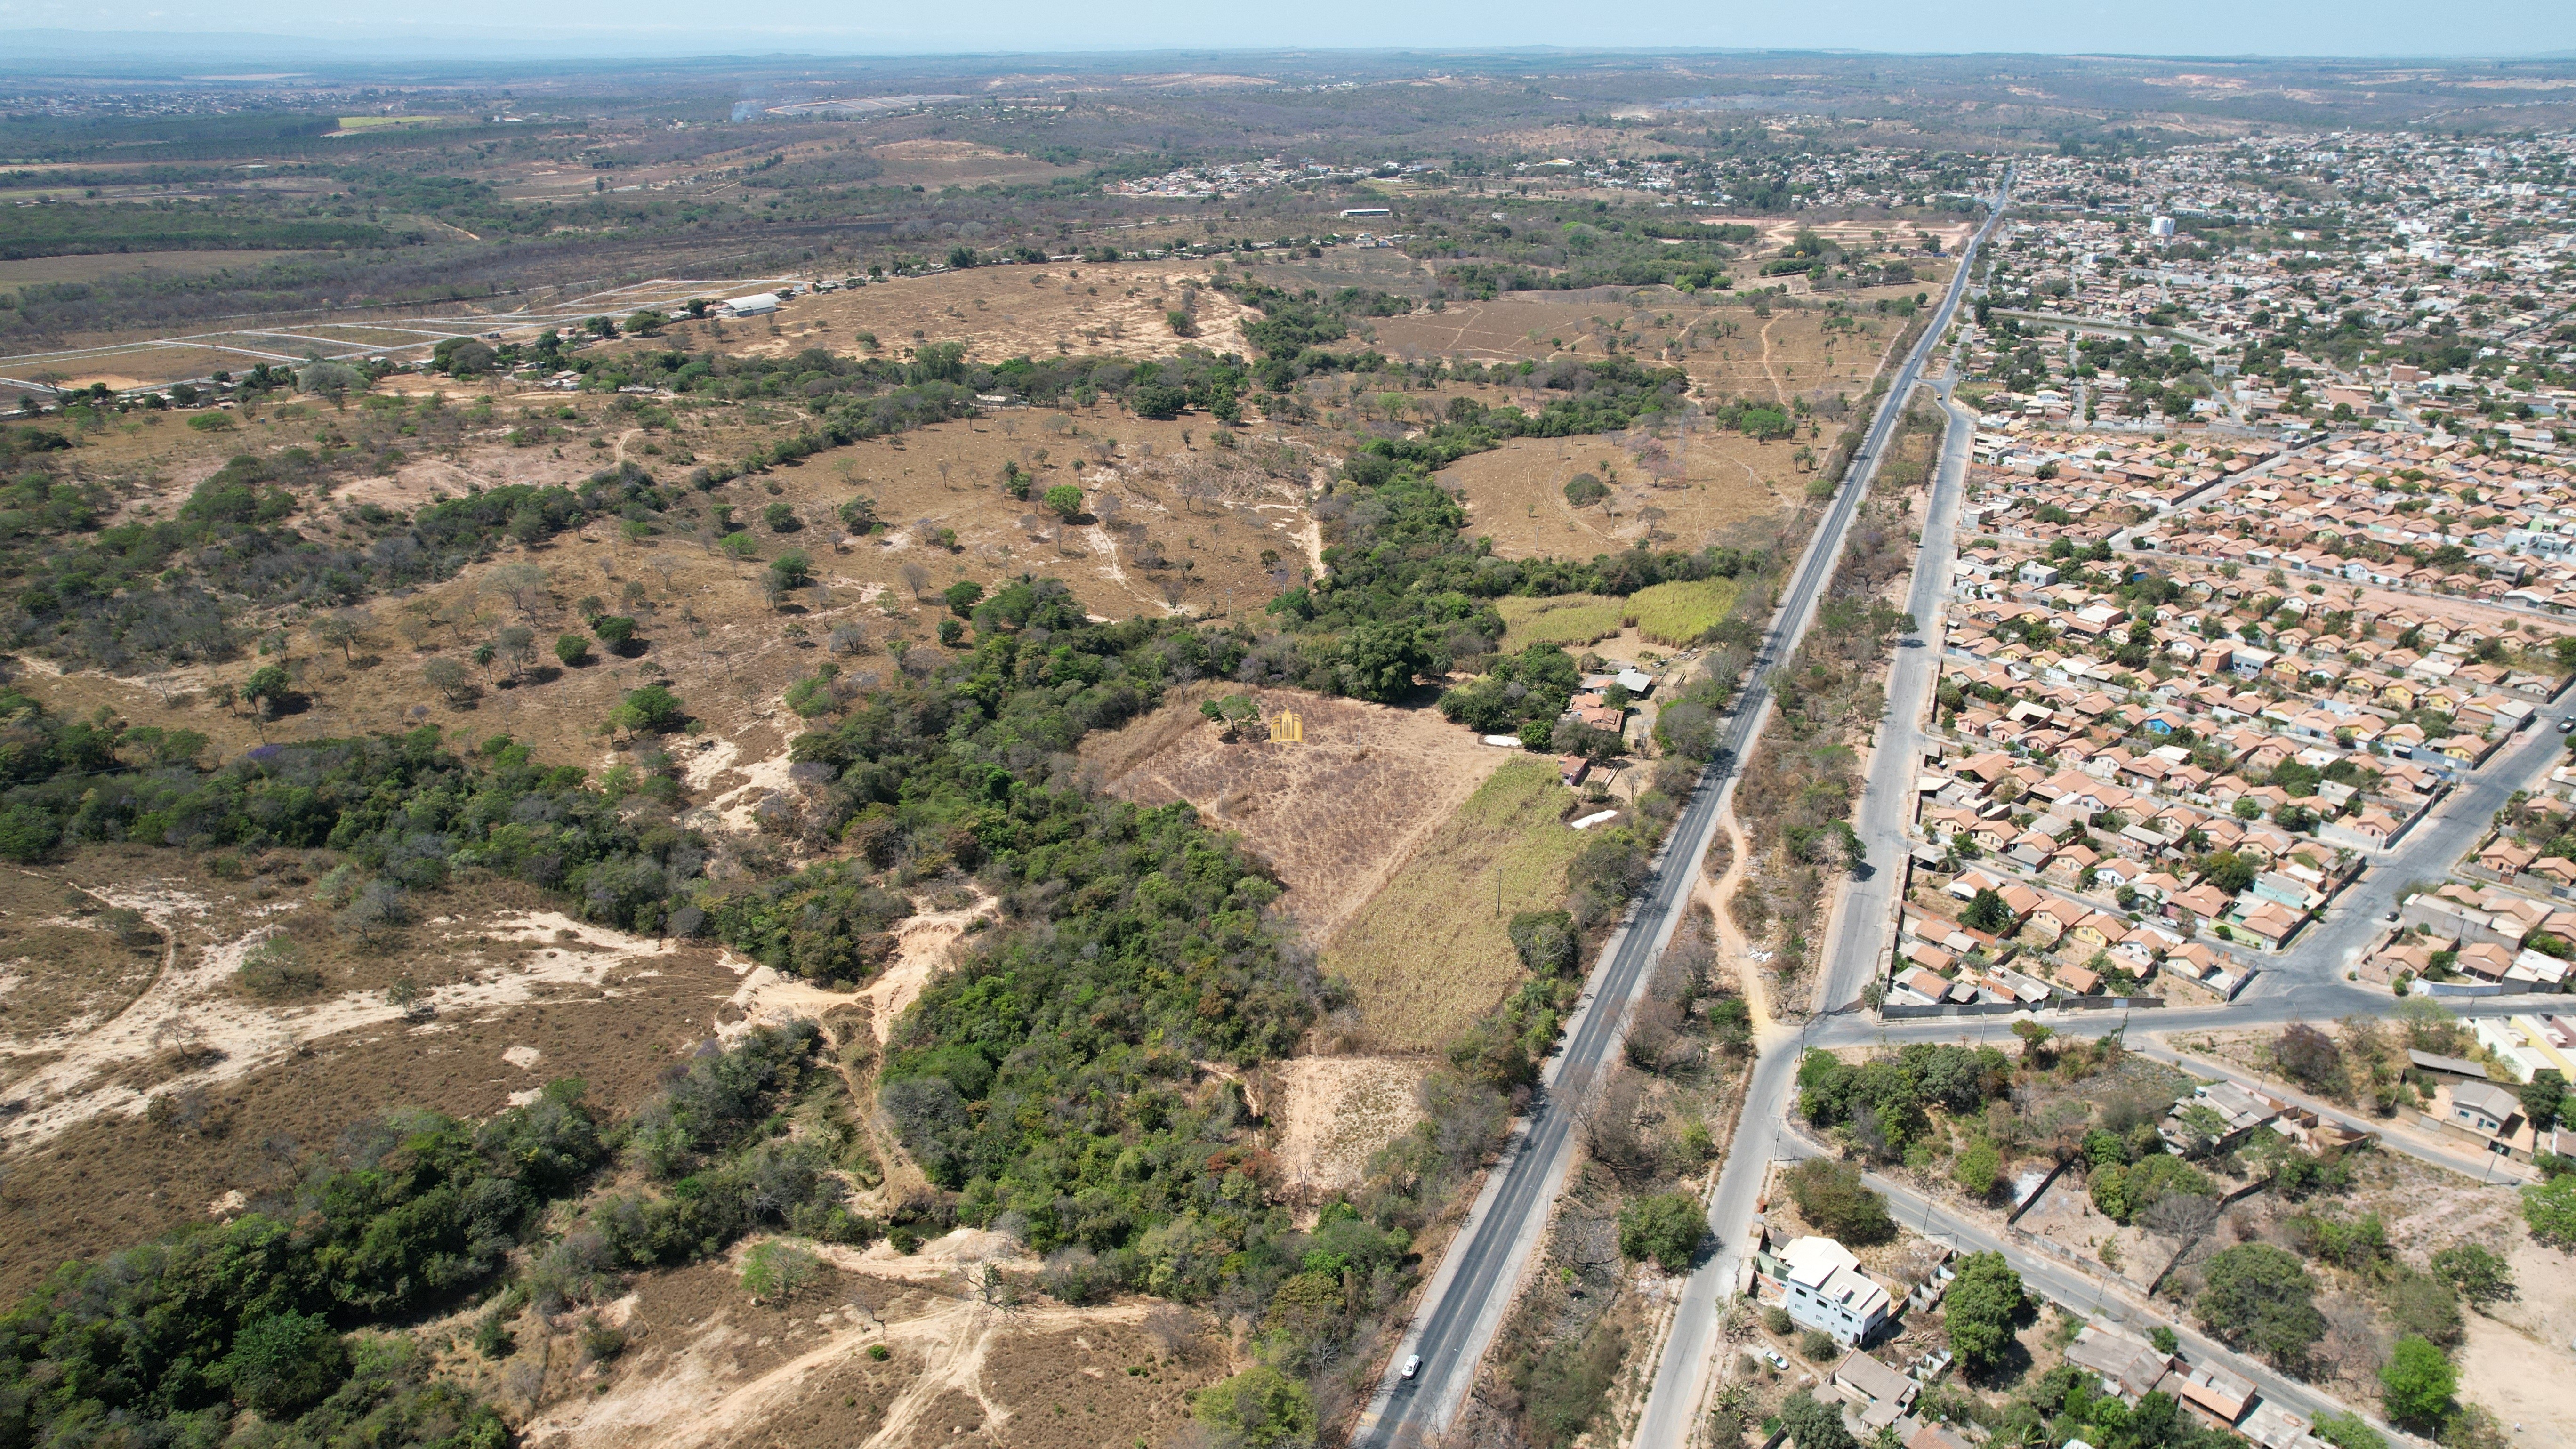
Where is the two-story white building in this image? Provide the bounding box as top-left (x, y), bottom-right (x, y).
top-left (1756, 1235), bottom-right (1895, 1346)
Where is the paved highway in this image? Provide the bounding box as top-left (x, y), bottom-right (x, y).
top-left (1352, 176), bottom-right (2015, 1449)
top-left (1624, 185), bottom-right (2012, 1449)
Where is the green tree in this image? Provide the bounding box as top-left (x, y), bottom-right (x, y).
top-left (242, 663), bottom-right (292, 709)
top-left (1192, 1365), bottom-right (1315, 1448)
top-left (1779, 1389), bottom-right (1857, 1449)
top-left (555, 633), bottom-right (591, 667)
top-left (943, 580), bottom-right (985, 617)
top-left (1337, 620), bottom-right (1430, 703)
top-left (1962, 887), bottom-right (2013, 934)
top-left (763, 501), bottom-right (801, 532)
top-left (2203, 849), bottom-right (2258, 892)
top-left (2520, 1068), bottom-right (2568, 1132)
top-left (1508, 909), bottom-right (1580, 976)
top-left (594, 615), bottom-right (640, 653)
top-left (610, 684), bottom-right (684, 734)
top-left (2378, 1335), bottom-right (2457, 1431)
top-left (0, 802), bottom-right (62, 862)
top-left (1952, 1139), bottom-right (2002, 1199)
top-left (769, 551), bottom-right (813, 591)
top-left (2195, 1244), bottom-right (2326, 1368)
top-left (423, 657), bottom-right (473, 703)
top-left (2092, 1153), bottom-right (2211, 1224)
top-left (2311, 1412), bottom-right (2388, 1449)
top-left (2430, 1242), bottom-right (2514, 1304)
top-left (1944, 1251), bottom-right (2029, 1377)
top-left (1784, 1159), bottom-right (1896, 1246)
top-left (1618, 1191), bottom-right (1707, 1272)
top-left (2524, 1173), bottom-right (2576, 1251)
top-left (218, 1312), bottom-right (349, 1419)
top-left (1044, 483), bottom-right (1085, 520)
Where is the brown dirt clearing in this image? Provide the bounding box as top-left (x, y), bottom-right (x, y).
top-left (1083, 684), bottom-right (1507, 943)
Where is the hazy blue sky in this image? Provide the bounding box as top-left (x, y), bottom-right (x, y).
top-left (10, 0), bottom-right (2576, 58)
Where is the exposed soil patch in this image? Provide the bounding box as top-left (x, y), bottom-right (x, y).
top-left (1083, 684), bottom-right (1507, 943)
top-left (512, 1232), bottom-right (1224, 1449)
top-left (677, 257), bottom-right (1260, 366)
top-left (0, 869), bottom-right (739, 1299)
top-left (1267, 1055), bottom-right (1425, 1198)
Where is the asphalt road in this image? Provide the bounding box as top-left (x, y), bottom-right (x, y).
top-left (1352, 176), bottom-right (2014, 1449)
top-left (1850, 1161), bottom-right (2366, 1430)
top-left (1812, 370), bottom-right (1979, 1018)
top-left (2131, 1039), bottom-right (2533, 1184)
top-left (1626, 185), bottom-right (2012, 1449)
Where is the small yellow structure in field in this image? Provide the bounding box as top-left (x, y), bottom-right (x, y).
top-left (1268, 708), bottom-right (1304, 744)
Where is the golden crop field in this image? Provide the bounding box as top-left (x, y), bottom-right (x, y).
top-left (1626, 577), bottom-right (1741, 644)
top-left (1494, 592), bottom-right (1628, 650)
top-left (1322, 756), bottom-right (1590, 1050)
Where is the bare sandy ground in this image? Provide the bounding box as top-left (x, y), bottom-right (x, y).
top-left (2459, 1313), bottom-right (2576, 1442)
top-left (1270, 1056), bottom-right (1425, 1196)
top-left (0, 889), bottom-right (681, 1152)
top-left (713, 893), bottom-right (996, 1048)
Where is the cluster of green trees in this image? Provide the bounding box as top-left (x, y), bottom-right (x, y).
top-left (2, 398), bottom-right (681, 666)
top-left (0, 202), bottom-right (400, 260)
top-left (1707, 395), bottom-right (1797, 440)
top-left (1795, 1043), bottom-right (2014, 1158)
top-left (2085, 1139), bottom-right (2212, 1224)
top-left (1247, 443), bottom-right (1754, 703)
top-left (1781, 1158), bottom-right (1897, 1246)
top-left (0, 1024), bottom-right (831, 1449)
top-left (0, 561), bottom-right (1566, 1430)
top-left (1435, 643), bottom-right (1586, 744)
top-left (1983, 1358), bottom-right (2275, 1449)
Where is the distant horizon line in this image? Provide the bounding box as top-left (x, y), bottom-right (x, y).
top-left (2, 32), bottom-right (2574, 70)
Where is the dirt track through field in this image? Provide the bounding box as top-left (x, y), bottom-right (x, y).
top-left (1703, 809), bottom-right (1772, 1029)
top-left (0, 891), bottom-right (686, 1152)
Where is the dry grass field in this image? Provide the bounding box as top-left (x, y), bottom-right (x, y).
top-left (1083, 684), bottom-right (1507, 943)
top-left (868, 139), bottom-right (1076, 188)
top-left (1320, 756), bottom-right (1591, 1050)
top-left (672, 258), bottom-right (1265, 365)
top-left (16, 386), bottom-right (1323, 790)
top-left (1448, 425), bottom-right (1800, 558)
top-left (0, 250), bottom-right (319, 295)
top-left (1492, 592), bottom-right (1629, 651)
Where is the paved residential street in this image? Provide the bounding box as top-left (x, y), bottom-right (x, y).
top-left (1629, 209), bottom-right (2005, 1449)
top-left (1851, 1163), bottom-right (2364, 1429)
top-left (1355, 177), bottom-right (2014, 1449)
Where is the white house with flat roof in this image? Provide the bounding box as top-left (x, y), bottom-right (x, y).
top-left (1757, 1235), bottom-right (1893, 1346)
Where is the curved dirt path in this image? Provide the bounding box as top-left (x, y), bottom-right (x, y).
top-left (1756, 315), bottom-right (1788, 404)
top-left (1701, 808), bottom-right (1772, 1031)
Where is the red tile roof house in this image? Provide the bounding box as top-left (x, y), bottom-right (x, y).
top-left (2165, 883), bottom-right (2236, 929)
top-left (2226, 898), bottom-right (2306, 951)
